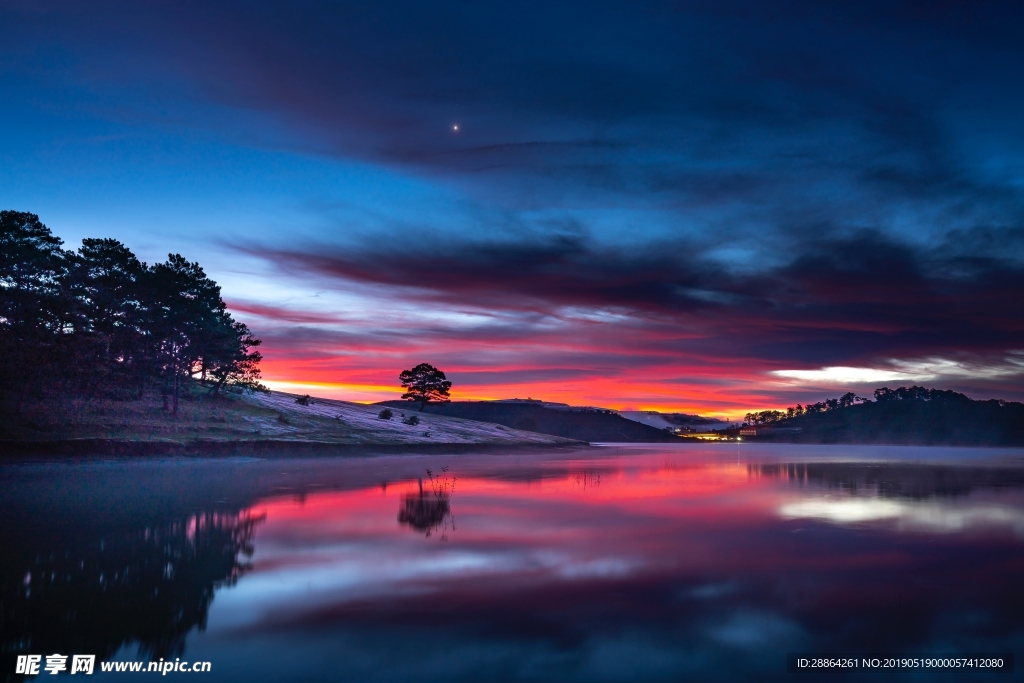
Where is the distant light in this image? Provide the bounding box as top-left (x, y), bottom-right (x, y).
top-left (452, 124), bottom-right (459, 131)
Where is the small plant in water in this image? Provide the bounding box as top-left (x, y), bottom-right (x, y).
top-left (572, 470), bottom-right (601, 490)
top-left (398, 466), bottom-right (457, 540)
top-left (378, 408), bottom-right (394, 420)
top-left (426, 466), bottom-right (457, 501)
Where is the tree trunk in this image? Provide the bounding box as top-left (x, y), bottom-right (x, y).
top-left (206, 379), bottom-right (223, 396)
top-left (172, 361), bottom-right (180, 416)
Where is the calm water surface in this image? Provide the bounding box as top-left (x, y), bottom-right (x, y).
top-left (3, 443), bottom-right (1024, 681)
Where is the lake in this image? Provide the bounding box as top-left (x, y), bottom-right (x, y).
top-left (3, 443), bottom-right (1023, 681)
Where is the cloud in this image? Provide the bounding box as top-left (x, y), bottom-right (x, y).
top-left (772, 367), bottom-right (916, 384)
top-left (225, 300), bottom-right (349, 325)
top-left (7, 0), bottom-right (1024, 410)
top-left (245, 227), bottom-right (1024, 359)
top-left (9, 0), bottom-right (1024, 225)
top-left (234, 226), bottom-right (1024, 410)
top-left (773, 356), bottom-right (1024, 386)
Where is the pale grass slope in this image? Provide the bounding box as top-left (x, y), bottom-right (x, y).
top-left (244, 391), bottom-right (574, 445)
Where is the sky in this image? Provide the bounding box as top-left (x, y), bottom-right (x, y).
top-left (2, 0), bottom-right (1024, 417)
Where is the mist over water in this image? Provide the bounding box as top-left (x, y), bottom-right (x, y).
top-left (3, 444), bottom-right (1023, 681)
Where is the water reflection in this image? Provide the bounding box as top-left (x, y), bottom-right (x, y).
top-left (1, 447), bottom-right (1023, 681)
top-left (751, 461), bottom-right (1024, 533)
top-left (749, 461), bottom-right (1024, 498)
top-left (1, 509), bottom-right (262, 676)
top-left (398, 467), bottom-right (457, 539)
top-left (570, 470), bottom-right (602, 490)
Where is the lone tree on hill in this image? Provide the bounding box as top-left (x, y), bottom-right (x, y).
top-left (400, 363), bottom-right (452, 412)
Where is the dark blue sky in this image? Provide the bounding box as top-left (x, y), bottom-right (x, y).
top-left (3, 0), bottom-right (1023, 413)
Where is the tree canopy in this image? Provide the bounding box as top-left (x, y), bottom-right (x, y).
top-left (0, 210), bottom-right (263, 414)
top-left (742, 386), bottom-right (1024, 445)
top-left (399, 363), bottom-right (452, 411)
top-left (745, 392), bottom-right (869, 425)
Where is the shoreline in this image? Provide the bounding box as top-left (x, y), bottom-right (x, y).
top-left (5, 435), bottom-right (1022, 459)
top-left (0, 438), bottom-right (591, 458)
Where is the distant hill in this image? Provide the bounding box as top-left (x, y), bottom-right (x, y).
top-left (747, 387), bottom-right (1024, 446)
top-left (619, 410), bottom-right (729, 431)
top-left (378, 401), bottom-right (679, 443)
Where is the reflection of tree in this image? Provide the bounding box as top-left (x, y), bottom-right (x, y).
top-left (1, 509), bottom-right (264, 676)
top-left (748, 462), bottom-right (1024, 499)
top-left (571, 470), bottom-right (601, 490)
top-left (398, 467), bottom-right (456, 539)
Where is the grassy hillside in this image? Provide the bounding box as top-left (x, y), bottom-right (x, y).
top-left (1, 391), bottom-right (272, 443)
top-left (379, 401), bottom-right (679, 442)
top-left (0, 390), bottom-right (577, 450)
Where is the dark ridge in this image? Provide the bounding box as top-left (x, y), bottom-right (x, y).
top-left (743, 386), bottom-right (1024, 446)
top-left (378, 401), bottom-right (679, 443)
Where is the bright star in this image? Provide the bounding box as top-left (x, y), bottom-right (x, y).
top-left (452, 124), bottom-right (459, 131)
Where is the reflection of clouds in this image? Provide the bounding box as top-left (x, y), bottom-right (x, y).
top-left (212, 550), bottom-right (502, 630)
top-left (555, 557), bottom-right (638, 579)
top-left (779, 496), bottom-right (1024, 535)
top-left (896, 504), bottom-right (1024, 535)
top-left (707, 611), bottom-right (803, 647)
top-left (239, 550), bottom-right (504, 600)
top-left (684, 582), bottom-right (741, 600)
top-left (779, 498), bottom-right (903, 524)
top-left (531, 550), bottom-right (647, 580)
top-left (214, 546), bottom-right (648, 631)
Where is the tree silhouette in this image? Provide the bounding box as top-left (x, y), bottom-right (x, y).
top-left (399, 363), bottom-right (452, 412)
top-left (0, 211), bottom-right (78, 410)
top-left (1, 508), bottom-right (264, 676)
top-left (68, 238), bottom-right (149, 393)
top-left (0, 210), bottom-right (264, 415)
top-left (147, 254), bottom-right (231, 414)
